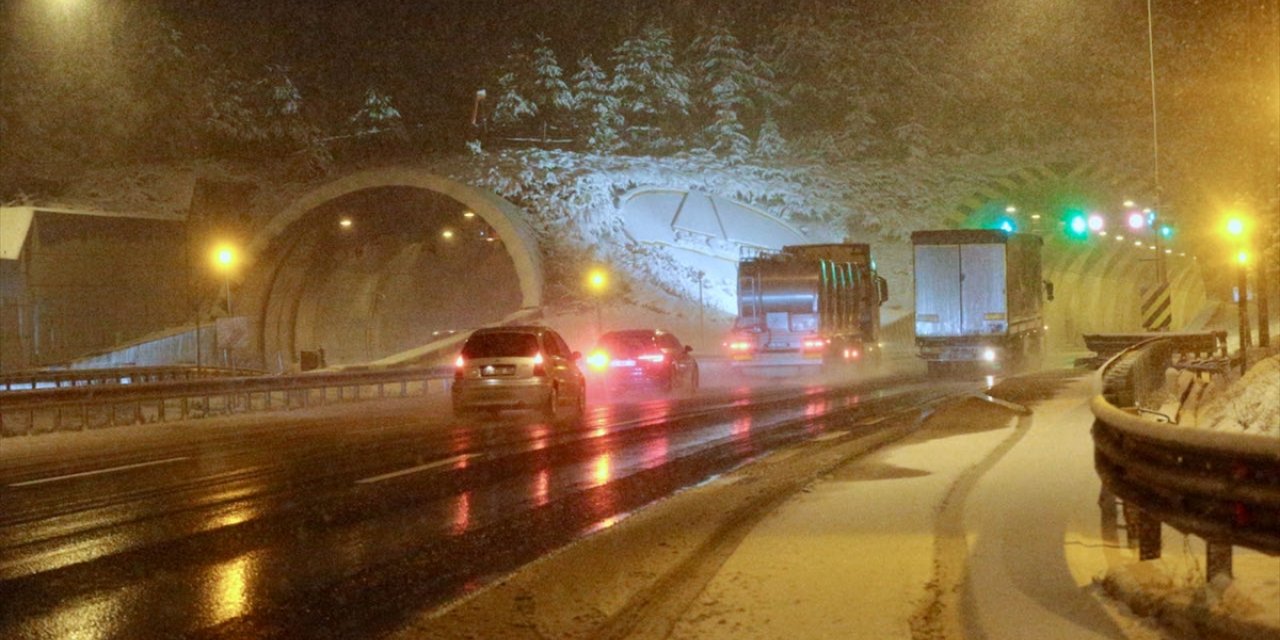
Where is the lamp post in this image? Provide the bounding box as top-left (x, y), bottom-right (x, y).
top-left (587, 268), bottom-right (608, 336)
top-left (1237, 250), bottom-right (1251, 373)
top-left (214, 245), bottom-right (236, 317)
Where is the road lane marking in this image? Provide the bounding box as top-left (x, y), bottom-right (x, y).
top-left (356, 454), bottom-right (475, 485)
top-left (9, 457), bottom-right (190, 488)
top-left (811, 431), bottom-right (847, 442)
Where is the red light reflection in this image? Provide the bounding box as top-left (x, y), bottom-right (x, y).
top-left (451, 492), bottom-right (471, 536)
top-left (534, 468), bottom-right (551, 507)
top-left (592, 453), bottom-right (612, 487)
top-left (643, 435), bottom-right (670, 470)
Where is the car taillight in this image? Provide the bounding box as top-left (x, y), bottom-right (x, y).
top-left (726, 339), bottom-right (752, 351)
top-left (843, 348), bottom-right (860, 360)
top-left (532, 352), bottom-right (547, 376)
top-left (454, 355), bottom-right (465, 380)
top-left (637, 353), bottom-right (665, 363)
top-left (802, 337), bottom-right (826, 351)
top-left (587, 350), bottom-right (609, 371)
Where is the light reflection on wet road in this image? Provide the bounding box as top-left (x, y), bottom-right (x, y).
top-left (0, 370), bottom-right (971, 639)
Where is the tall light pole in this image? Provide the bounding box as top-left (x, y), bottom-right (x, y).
top-left (1227, 216), bottom-right (1251, 370)
top-left (587, 268), bottom-right (608, 337)
top-left (214, 245), bottom-right (236, 317)
top-left (1237, 250), bottom-right (1251, 373)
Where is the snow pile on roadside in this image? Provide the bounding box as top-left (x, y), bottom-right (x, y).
top-left (1101, 555), bottom-right (1280, 639)
top-left (1196, 355), bottom-right (1280, 438)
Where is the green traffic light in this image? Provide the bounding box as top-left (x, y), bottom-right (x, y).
top-left (1068, 214), bottom-right (1088, 237)
top-left (1159, 224), bottom-right (1173, 239)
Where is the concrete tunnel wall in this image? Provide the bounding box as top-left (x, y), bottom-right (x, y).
top-left (1041, 236), bottom-right (1207, 349)
top-left (239, 167), bottom-right (545, 369)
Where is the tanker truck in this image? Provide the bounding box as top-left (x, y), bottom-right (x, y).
top-left (724, 243), bottom-right (889, 369)
top-left (911, 229), bottom-right (1050, 374)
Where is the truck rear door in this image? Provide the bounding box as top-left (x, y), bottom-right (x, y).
top-left (960, 244), bottom-right (1007, 335)
top-left (915, 244), bottom-right (962, 337)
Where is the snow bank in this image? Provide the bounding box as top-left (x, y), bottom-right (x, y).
top-left (1196, 355), bottom-right (1280, 439)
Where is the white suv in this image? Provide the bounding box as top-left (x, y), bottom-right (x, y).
top-left (451, 326), bottom-right (585, 423)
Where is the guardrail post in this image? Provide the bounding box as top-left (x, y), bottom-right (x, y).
top-left (1206, 541), bottom-right (1233, 582)
top-left (1135, 507), bottom-right (1162, 561)
top-left (1122, 500), bottom-right (1141, 549)
top-left (1099, 488), bottom-right (1120, 545)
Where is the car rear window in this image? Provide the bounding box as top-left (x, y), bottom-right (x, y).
top-left (600, 333), bottom-right (656, 355)
top-left (462, 333), bottom-right (540, 358)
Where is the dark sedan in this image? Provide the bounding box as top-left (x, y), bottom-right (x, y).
top-left (585, 329), bottom-right (699, 394)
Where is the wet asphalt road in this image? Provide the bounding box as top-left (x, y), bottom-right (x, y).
top-left (0, 369), bottom-right (973, 639)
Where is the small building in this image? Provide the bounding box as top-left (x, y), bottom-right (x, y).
top-left (0, 206), bottom-right (188, 372)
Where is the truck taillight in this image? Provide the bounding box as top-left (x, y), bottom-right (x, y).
top-left (532, 352), bottom-right (547, 376)
top-left (802, 337), bottom-right (826, 351)
top-left (454, 355), bottom-right (465, 380)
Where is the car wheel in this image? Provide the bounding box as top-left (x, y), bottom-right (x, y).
top-left (574, 388), bottom-right (586, 424)
top-left (542, 387), bottom-right (560, 423)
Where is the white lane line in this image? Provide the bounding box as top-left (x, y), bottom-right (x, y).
top-left (812, 431), bottom-right (847, 442)
top-left (356, 454), bottom-right (475, 485)
top-left (9, 457), bottom-right (190, 488)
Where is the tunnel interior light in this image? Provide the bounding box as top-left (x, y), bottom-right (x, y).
top-left (1030, 213), bottom-right (1041, 220)
top-left (1004, 205), bottom-right (1017, 214)
top-left (463, 211), bottom-right (476, 219)
top-left (441, 229), bottom-right (455, 240)
top-left (1123, 199), bottom-right (1136, 208)
top-left (339, 217), bottom-right (353, 229)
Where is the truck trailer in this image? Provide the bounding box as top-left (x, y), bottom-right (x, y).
top-left (725, 243), bottom-right (889, 368)
top-left (912, 230), bottom-right (1049, 374)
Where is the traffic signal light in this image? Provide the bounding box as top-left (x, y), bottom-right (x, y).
top-left (1067, 213), bottom-right (1088, 238)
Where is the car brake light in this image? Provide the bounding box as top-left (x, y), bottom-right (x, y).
top-left (587, 350), bottom-right (609, 371)
top-left (532, 352), bottom-right (547, 376)
top-left (454, 355), bottom-right (465, 380)
top-left (637, 353), bottom-right (665, 363)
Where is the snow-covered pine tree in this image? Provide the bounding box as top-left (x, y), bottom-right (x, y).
top-left (350, 87), bottom-right (408, 141)
top-left (256, 65), bottom-right (331, 175)
top-left (610, 23), bottom-right (690, 154)
top-left (570, 56), bottom-right (624, 152)
top-left (492, 41), bottom-right (537, 128)
top-left (706, 83), bottom-right (750, 163)
top-left (754, 114), bottom-right (786, 159)
top-left (529, 34), bottom-right (574, 140)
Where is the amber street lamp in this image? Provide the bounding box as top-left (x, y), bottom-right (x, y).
top-left (213, 244), bottom-right (237, 316)
top-left (587, 268), bottom-right (608, 336)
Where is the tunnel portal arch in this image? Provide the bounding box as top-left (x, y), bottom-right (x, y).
top-left (244, 167), bottom-right (544, 368)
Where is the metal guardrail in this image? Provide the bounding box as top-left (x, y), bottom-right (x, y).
top-left (1090, 337), bottom-right (1280, 580)
top-left (0, 365), bottom-right (259, 392)
top-left (0, 366), bottom-right (453, 437)
top-left (1077, 331), bottom-right (1228, 369)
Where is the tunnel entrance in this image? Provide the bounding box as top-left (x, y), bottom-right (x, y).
top-left (262, 186), bottom-right (523, 366)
